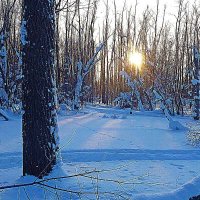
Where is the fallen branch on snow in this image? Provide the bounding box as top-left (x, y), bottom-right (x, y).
top-left (0, 170), bottom-right (97, 191)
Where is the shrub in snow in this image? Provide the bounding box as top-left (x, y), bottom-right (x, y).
top-left (114, 92), bottom-right (132, 108)
top-left (120, 71), bottom-right (145, 111)
top-left (190, 195), bottom-right (200, 200)
top-left (187, 129), bottom-right (200, 146)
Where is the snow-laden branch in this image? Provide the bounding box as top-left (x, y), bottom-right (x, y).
top-left (74, 43), bottom-right (104, 109)
top-left (153, 90), bottom-right (188, 130)
top-left (0, 170), bottom-right (98, 191)
top-left (120, 71), bottom-right (144, 111)
top-left (83, 43), bottom-right (104, 78)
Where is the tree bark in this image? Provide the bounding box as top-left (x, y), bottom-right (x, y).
top-left (22, 0), bottom-right (59, 178)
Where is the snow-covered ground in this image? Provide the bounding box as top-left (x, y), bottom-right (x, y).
top-left (0, 105), bottom-right (200, 199)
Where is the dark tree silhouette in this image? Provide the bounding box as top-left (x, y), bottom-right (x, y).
top-left (190, 195), bottom-right (200, 200)
top-left (22, 0), bottom-right (59, 178)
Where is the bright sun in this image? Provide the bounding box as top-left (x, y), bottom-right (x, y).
top-left (128, 52), bottom-right (143, 70)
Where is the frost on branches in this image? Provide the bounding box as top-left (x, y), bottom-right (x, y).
top-left (120, 71), bottom-right (144, 111)
top-left (74, 43), bottom-right (104, 110)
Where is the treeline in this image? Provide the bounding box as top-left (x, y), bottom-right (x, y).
top-left (0, 0), bottom-right (200, 116)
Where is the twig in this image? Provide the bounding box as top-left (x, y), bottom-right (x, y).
top-left (0, 170), bottom-right (98, 191)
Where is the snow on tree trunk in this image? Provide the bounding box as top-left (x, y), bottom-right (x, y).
top-left (73, 43), bottom-right (104, 110)
top-left (22, 0), bottom-right (59, 178)
top-left (0, 33), bottom-right (8, 107)
top-left (74, 61), bottom-right (83, 110)
top-left (193, 47), bottom-right (200, 120)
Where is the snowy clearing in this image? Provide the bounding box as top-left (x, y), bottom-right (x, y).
top-left (0, 105), bottom-right (200, 199)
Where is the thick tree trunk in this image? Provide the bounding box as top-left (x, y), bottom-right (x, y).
top-left (22, 0), bottom-right (59, 178)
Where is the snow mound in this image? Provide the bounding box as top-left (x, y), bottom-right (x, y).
top-left (135, 176), bottom-right (200, 200)
top-left (187, 128), bottom-right (200, 147)
top-left (1, 165), bottom-right (78, 200)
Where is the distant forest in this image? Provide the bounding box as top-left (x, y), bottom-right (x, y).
top-left (0, 0), bottom-right (200, 117)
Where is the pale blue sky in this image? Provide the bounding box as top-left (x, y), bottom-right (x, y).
top-left (97, 0), bottom-right (197, 22)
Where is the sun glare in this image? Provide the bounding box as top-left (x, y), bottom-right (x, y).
top-left (129, 52), bottom-right (143, 70)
